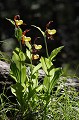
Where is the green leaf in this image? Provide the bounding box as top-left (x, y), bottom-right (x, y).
top-left (32, 75), bottom-right (38, 88)
top-left (26, 49), bottom-right (31, 60)
top-left (15, 27), bottom-right (22, 41)
top-left (12, 48), bottom-right (26, 68)
top-left (25, 41), bottom-right (32, 50)
top-left (10, 62), bottom-right (21, 82)
top-left (0, 51), bottom-right (11, 62)
top-left (43, 76), bottom-right (50, 92)
top-left (28, 87), bottom-right (36, 100)
top-left (49, 68), bottom-right (62, 93)
top-left (21, 65), bottom-right (26, 84)
top-left (11, 83), bottom-right (24, 96)
top-left (10, 71), bottom-right (17, 82)
top-left (6, 18), bottom-right (15, 25)
top-left (12, 50), bottom-right (19, 62)
top-left (10, 49), bottom-right (26, 83)
top-left (44, 58), bottom-right (53, 69)
top-left (12, 50), bottom-right (20, 70)
top-left (40, 57), bottom-right (48, 75)
top-left (19, 51), bottom-right (26, 61)
top-left (12, 47), bottom-right (26, 62)
top-left (11, 83), bottom-right (24, 105)
top-left (48, 67), bottom-right (55, 81)
top-left (49, 46), bottom-right (64, 61)
top-left (36, 85), bottom-right (43, 92)
top-left (32, 63), bottom-right (42, 74)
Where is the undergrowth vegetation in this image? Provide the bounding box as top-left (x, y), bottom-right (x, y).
top-left (0, 15), bottom-right (79, 120)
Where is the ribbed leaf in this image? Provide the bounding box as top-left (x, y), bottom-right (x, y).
top-left (40, 57), bottom-right (48, 75)
top-left (49, 46), bottom-right (64, 61)
top-left (32, 63), bottom-right (42, 74)
top-left (49, 68), bottom-right (62, 93)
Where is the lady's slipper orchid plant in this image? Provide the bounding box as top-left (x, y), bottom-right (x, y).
top-left (6, 15), bottom-right (64, 119)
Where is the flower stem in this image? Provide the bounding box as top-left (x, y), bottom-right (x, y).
top-left (44, 34), bottom-right (49, 58)
top-left (19, 40), bottom-right (22, 84)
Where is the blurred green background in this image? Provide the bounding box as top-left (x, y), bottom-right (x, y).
top-left (0, 0), bottom-right (79, 75)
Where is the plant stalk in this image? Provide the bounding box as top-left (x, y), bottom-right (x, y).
top-left (44, 34), bottom-right (49, 58)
